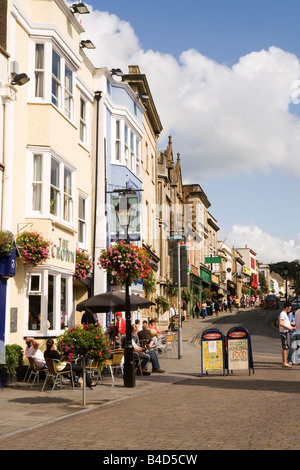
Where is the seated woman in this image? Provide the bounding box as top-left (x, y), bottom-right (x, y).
top-left (148, 319), bottom-right (160, 335)
top-left (44, 339), bottom-right (97, 389)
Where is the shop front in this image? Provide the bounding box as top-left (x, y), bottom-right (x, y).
top-left (5, 229), bottom-right (79, 347)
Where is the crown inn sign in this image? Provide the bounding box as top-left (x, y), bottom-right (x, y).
top-left (51, 238), bottom-right (75, 263)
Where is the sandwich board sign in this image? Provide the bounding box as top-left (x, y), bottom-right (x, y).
top-left (226, 327), bottom-right (254, 375)
top-left (200, 328), bottom-right (226, 376)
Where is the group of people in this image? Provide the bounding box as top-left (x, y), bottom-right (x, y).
top-left (106, 312), bottom-right (166, 376)
top-left (278, 302), bottom-right (300, 368)
top-left (126, 318), bottom-right (166, 375)
top-left (195, 295), bottom-right (258, 318)
top-left (24, 337), bottom-right (97, 389)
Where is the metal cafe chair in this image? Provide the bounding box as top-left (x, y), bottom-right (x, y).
top-left (85, 358), bottom-right (103, 384)
top-left (25, 357), bottom-right (47, 389)
top-left (102, 349), bottom-right (124, 385)
top-left (41, 358), bottom-right (75, 392)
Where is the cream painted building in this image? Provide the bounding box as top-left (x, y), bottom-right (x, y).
top-left (1, 0), bottom-right (96, 346)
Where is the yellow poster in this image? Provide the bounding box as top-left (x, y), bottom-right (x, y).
top-left (202, 340), bottom-right (223, 371)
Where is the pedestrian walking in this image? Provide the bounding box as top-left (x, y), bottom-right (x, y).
top-left (195, 299), bottom-right (201, 319)
top-left (287, 309), bottom-right (298, 364)
top-left (278, 302), bottom-right (296, 368)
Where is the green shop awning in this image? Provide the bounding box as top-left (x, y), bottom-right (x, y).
top-left (200, 266), bottom-right (211, 284)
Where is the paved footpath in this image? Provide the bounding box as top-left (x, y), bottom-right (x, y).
top-left (0, 311), bottom-right (299, 452)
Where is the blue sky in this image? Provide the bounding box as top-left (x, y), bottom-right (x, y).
top-left (80, 0), bottom-right (300, 263)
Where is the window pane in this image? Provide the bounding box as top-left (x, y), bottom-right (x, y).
top-left (80, 98), bottom-right (86, 142)
top-left (80, 98), bottom-right (85, 119)
top-left (78, 196), bottom-right (86, 243)
top-left (64, 169), bottom-right (72, 222)
top-left (115, 141), bottom-right (120, 161)
top-left (51, 158), bottom-right (59, 187)
top-left (116, 120), bottom-right (120, 139)
top-left (48, 275), bottom-right (54, 330)
top-left (78, 195), bottom-right (85, 220)
top-left (65, 65), bottom-right (72, 92)
top-left (61, 278), bottom-right (67, 329)
top-left (35, 44), bottom-right (44, 98)
top-left (32, 154), bottom-right (42, 211)
top-left (35, 44), bottom-right (44, 69)
top-left (28, 295), bottom-right (41, 331)
top-left (64, 168), bottom-right (71, 195)
top-left (52, 80), bottom-right (59, 106)
top-left (33, 154), bottom-right (42, 181)
top-left (64, 195), bottom-right (71, 221)
top-left (52, 50), bottom-right (60, 79)
top-left (50, 187), bottom-right (59, 215)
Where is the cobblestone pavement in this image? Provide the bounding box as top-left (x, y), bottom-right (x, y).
top-left (0, 313), bottom-right (299, 451)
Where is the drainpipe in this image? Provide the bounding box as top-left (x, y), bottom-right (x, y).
top-left (91, 91), bottom-right (102, 296)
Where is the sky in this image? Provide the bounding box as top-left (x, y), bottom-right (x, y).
top-left (73, 0), bottom-right (300, 264)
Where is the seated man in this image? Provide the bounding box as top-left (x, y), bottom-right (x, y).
top-left (25, 337), bottom-right (47, 370)
top-left (138, 325), bottom-right (165, 373)
top-left (138, 320), bottom-right (152, 347)
top-left (130, 326), bottom-right (151, 375)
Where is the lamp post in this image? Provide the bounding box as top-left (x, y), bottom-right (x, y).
top-left (115, 196), bottom-right (136, 388)
top-left (283, 268), bottom-right (288, 302)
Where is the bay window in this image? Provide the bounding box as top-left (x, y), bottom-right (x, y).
top-left (26, 269), bottom-right (73, 336)
top-left (28, 150), bottom-right (75, 227)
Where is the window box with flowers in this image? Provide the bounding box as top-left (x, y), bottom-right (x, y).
top-left (16, 231), bottom-right (50, 266)
top-left (98, 240), bottom-right (151, 287)
top-left (0, 230), bottom-right (17, 277)
top-left (74, 249), bottom-right (93, 280)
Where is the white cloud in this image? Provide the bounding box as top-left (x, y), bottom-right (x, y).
top-left (77, 4), bottom-right (300, 263)
top-left (79, 5), bottom-right (300, 182)
top-left (225, 224), bottom-right (300, 264)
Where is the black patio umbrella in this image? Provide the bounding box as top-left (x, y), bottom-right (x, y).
top-left (76, 290), bottom-right (155, 313)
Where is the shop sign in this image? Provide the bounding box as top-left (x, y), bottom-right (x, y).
top-left (226, 327), bottom-right (254, 375)
top-left (51, 238), bottom-right (75, 263)
top-left (200, 328), bottom-right (226, 376)
top-left (205, 256), bottom-right (221, 264)
top-left (200, 266), bottom-right (211, 284)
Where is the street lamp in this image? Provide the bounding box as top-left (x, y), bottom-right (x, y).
top-left (283, 268), bottom-right (288, 302)
top-left (115, 196), bottom-right (136, 388)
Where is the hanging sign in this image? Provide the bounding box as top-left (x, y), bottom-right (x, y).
top-left (226, 327), bottom-right (254, 375)
top-left (200, 328), bottom-right (226, 376)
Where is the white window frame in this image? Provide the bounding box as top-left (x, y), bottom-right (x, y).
top-left (25, 268), bottom-right (73, 337)
top-left (34, 43), bottom-right (45, 99)
top-left (27, 148), bottom-right (76, 229)
top-left (29, 40), bottom-right (75, 121)
top-left (79, 96), bottom-right (87, 145)
top-left (78, 192), bottom-right (89, 249)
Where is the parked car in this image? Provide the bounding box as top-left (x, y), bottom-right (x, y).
top-left (263, 294), bottom-right (279, 309)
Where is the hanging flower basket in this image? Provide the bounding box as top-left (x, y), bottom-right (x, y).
top-left (16, 231), bottom-right (50, 266)
top-left (98, 240), bottom-right (151, 287)
top-left (74, 249), bottom-right (93, 280)
top-left (56, 324), bottom-right (111, 361)
top-left (0, 230), bottom-right (15, 255)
